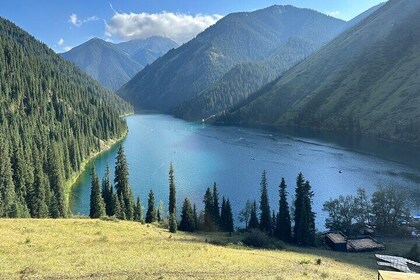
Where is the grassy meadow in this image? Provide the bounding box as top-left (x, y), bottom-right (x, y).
top-left (0, 219), bottom-right (416, 279)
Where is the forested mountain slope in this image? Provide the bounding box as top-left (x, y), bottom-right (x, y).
top-left (221, 0), bottom-right (420, 145)
top-left (117, 5), bottom-right (347, 113)
top-left (62, 37), bottom-right (178, 91)
top-left (0, 17), bottom-right (132, 218)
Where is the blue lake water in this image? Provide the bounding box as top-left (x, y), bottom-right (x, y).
top-left (70, 114), bottom-right (420, 229)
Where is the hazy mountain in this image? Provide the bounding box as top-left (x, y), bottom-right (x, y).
top-left (221, 0), bottom-right (420, 144)
top-left (116, 36), bottom-right (179, 66)
top-left (117, 5), bottom-right (347, 113)
top-left (62, 37), bottom-right (178, 91)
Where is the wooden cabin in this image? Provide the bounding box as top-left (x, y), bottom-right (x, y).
top-left (325, 232), bottom-right (347, 251)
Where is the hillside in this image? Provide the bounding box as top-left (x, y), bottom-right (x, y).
top-left (117, 5), bottom-right (347, 113)
top-left (0, 219), bottom-right (388, 279)
top-left (62, 37), bottom-right (178, 91)
top-left (0, 17), bottom-right (131, 218)
top-left (221, 0), bottom-right (420, 145)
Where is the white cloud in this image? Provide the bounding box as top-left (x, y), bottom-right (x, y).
top-left (69, 14), bottom-right (99, 27)
top-left (326, 10), bottom-right (341, 17)
top-left (105, 11), bottom-right (223, 44)
top-left (57, 38), bottom-right (64, 46)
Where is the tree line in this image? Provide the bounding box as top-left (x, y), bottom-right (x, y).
top-left (89, 145), bottom-right (234, 234)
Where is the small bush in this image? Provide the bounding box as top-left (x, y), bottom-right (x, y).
top-left (242, 229), bottom-right (284, 249)
top-left (100, 216), bottom-right (119, 222)
top-left (316, 258), bottom-right (322, 265)
top-left (299, 259), bottom-right (311, 265)
top-left (405, 243), bottom-right (420, 262)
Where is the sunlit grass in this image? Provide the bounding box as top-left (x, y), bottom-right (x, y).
top-left (0, 219), bottom-right (386, 279)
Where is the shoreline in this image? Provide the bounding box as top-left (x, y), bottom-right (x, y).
top-left (65, 129), bottom-right (129, 214)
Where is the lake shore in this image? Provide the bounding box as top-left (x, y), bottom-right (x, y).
top-left (65, 129), bottom-right (128, 214)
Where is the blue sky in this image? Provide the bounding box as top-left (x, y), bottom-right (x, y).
top-left (0, 0), bottom-right (385, 52)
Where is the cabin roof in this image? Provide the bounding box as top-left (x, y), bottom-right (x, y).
top-left (326, 232), bottom-right (347, 244)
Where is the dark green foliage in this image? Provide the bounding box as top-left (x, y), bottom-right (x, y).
top-left (134, 196), bottom-right (143, 222)
top-left (89, 166), bottom-right (105, 219)
top-left (101, 164), bottom-right (113, 216)
top-left (323, 195), bottom-right (358, 235)
top-left (145, 189), bottom-right (156, 223)
top-left (275, 178), bottom-right (292, 242)
top-left (405, 243), bottom-right (420, 262)
top-left (0, 17), bottom-right (131, 218)
top-left (371, 185), bottom-right (409, 232)
top-left (222, 1), bottom-right (420, 145)
top-left (242, 229), bottom-right (284, 249)
top-left (118, 5), bottom-right (347, 113)
top-left (212, 182), bottom-right (220, 229)
top-left (293, 173), bottom-right (315, 246)
top-left (203, 187), bottom-right (215, 231)
top-left (169, 213), bottom-right (177, 233)
top-left (168, 162), bottom-right (176, 215)
top-left (220, 197), bottom-right (234, 232)
top-left (248, 200), bottom-right (259, 229)
top-left (62, 37), bottom-right (178, 91)
top-left (179, 198), bottom-right (195, 232)
top-left (113, 192), bottom-right (123, 219)
top-left (259, 171), bottom-right (271, 233)
top-left (114, 145), bottom-right (134, 220)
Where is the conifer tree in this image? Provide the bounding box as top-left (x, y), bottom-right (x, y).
top-left (293, 173), bottom-right (315, 245)
top-left (212, 182), bottom-right (220, 229)
top-left (180, 198), bottom-right (195, 232)
top-left (114, 145), bottom-right (134, 220)
top-left (220, 197), bottom-right (227, 230)
top-left (145, 189), bottom-right (156, 223)
top-left (248, 200), bottom-right (259, 229)
top-left (225, 199), bottom-right (234, 233)
top-left (169, 213), bottom-right (177, 233)
top-left (89, 166), bottom-right (105, 218)
top-left (47, 145), bottom-right (66, 218)
top-left (259, 170), bottom-right (271, 232)
top-left (276, 178), bottom-right (292, 242)
top-left (31, 153), bottom-right (49, 218)
top-left (113, 192), bottom-right (123, 219)
top-left (168, 162), bottom-right (176, 215)
top-left (203, 187), bottom-right (214, 231)
top-left (101, 164), bottom-right (113, 216)
top-left (134, 196), bottom-right (143, 222)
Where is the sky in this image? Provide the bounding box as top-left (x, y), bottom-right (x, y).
top-left (0, 0), bottom-right (385, 53)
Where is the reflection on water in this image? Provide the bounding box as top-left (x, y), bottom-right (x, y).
top-left (71, 115), bottom-right (420, 228)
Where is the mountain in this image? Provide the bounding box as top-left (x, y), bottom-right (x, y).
top-left (116, 36), bottom-right (179, 66)
top-left (0, 17), bottom-right (131, 218)
top-left (221, 0), bottom-right (420, 145)
top-left (62, 37), bottom-right (178, 91)
top-left (117, 5), bottom-right (347, 113)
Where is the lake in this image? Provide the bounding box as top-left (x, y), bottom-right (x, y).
top-left (70, 114), bottom-right (420, 229)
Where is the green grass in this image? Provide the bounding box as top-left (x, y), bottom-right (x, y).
top-left (1, 219), bottom-right (416, 279)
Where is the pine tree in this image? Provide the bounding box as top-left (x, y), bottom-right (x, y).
top-left (47, 145), bottom-right (66, 218)
top-left (225, 199), bottom-right (234, 233)
top-left (134, 196), bottom-right (142, 222)
top-left (276, 177), bottom-right (292, 242)
top-left (89, 166), bottom-right (105, 219)
top-left (113, 192), bottom-right (123, 219)
top-left (259, 170), bottom-right (271, 232)
top-left (212, 182), bottom-right (220, 229)
top-left (169, 213), bottom-right (177, 233)
top-left (293, 173), bottom-right (315, 246)
top-left (180, 198), bottom-right (195, 232)
top-left (145, 189), bottom-right (156, 223)
top-left (101, 164), bottom-right (113, 216)
top-left (248, 200), bottom-right (259, 229)
top-left (220, 197), bottom-right (227, 231)
top-left (203, 187), bottom-right (214, 231)
top-left (114, 145), bottom-right (134, 220)
top-left (168, 162), bottom-right (176, 215)
top-left (31, 153), bottom-right (49, 218)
